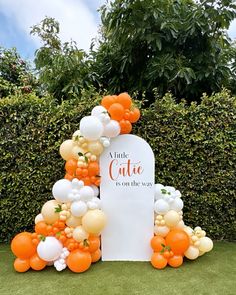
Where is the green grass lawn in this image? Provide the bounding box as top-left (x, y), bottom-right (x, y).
top-left (0, 241), bottom-right (235, 295)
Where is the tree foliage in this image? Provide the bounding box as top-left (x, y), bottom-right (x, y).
top-left (92, 0), bottom-right (236, 102)
top-left (31, 17), bottom-right (99, 102)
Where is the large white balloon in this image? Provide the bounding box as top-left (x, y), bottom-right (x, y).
top-left (80, 116), bottom-right (104, 141)
top-left (170, 197), bottom-right (183, 212)
top-left (154, 199), bottom-right (170, 214)
top-left (91, 106), bottom-right (107, 117)
top-left (198, 237), bottom-right (213, 252)
top-left (87, 197), bottom-right (102, 210)
top-left (71, 201), bottom-right (88, 217)
top-left (79, 186), bottom-right (94, 202)
top-left (103, 120), bottom-right (120, 138)
top-left (37, 237), bottom-right (63, 262)
top-left (52, 179), bottom-right (72, 203)
top-left (154, 184), bottom-right (164, 200)
top-left (90, 185), bottom-right (99, 197)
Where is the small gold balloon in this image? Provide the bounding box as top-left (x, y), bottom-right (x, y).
top-left (87, 141), bottom-right (104, 156)
top-left (72, 226), bottom-right (89, 242)
top-left (82, 209), bottom-right (107, 234)
top-left (66, 215), bottom-right (82, 227)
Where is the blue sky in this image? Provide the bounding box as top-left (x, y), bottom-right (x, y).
top-left (0, 0), bottom-right (236, 61)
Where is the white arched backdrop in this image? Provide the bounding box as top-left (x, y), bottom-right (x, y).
top-left (100, 135), bottom-right (155, 261)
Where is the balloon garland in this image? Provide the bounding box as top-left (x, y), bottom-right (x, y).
top-left (10, 93), bottom-right (213, 273)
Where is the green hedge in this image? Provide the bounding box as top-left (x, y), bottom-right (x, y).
top-left (0, 90), bottom-right (235, 242)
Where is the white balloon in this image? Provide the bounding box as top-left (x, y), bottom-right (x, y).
top-left (154, 225), bottom-right (170, 237)
top-left (35, 213), bottom-right (44, 224)
top-left (91, 106), bottom-right (107, 117)
top-left (165, 186), bottom-right (176, 193)
top-left (154, 184), bottom-right (164, 200)
top-left (103, 120), bottom-right (120, 138)
top-left (79, 186), bottom-right (94, 202)
top-left (174, 190), bottom-right (182, 198)
top-left (184, 246), bottom-right (199, 260)
top-left (90, 185), bottom-right (99, 197)
top-left (103, 139), bottom-right (110, 147)
top-left (52, 179), bottom-right (72, 203)
top-left (37, 237), bottom-right (63, 262)
top-left (87, 197), bottom-right (101, 209)
top-left (154, 199), bottom-right (170, 214)
top-left (199, 237), bottom-right (213, 252)
top-left (71, 201), bottom-right (88, 217)
top-left (170, 197), bottom-right (183, 212)
top-left (80, 116), bottom-right (104, 141)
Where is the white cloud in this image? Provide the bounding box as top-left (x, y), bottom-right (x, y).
top-left (228, 19), bottom-right (236, 40)
top-left (0, 0), bottom-right (103, 51)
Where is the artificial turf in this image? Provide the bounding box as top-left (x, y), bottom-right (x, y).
top-left (0, 241), bottom-right (235, 295)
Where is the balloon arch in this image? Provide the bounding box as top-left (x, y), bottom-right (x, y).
top-left (11, 93), bottom-right (213, 272)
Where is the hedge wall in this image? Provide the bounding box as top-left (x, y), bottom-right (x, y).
top-left (0, 90), bottom-right (235, 242)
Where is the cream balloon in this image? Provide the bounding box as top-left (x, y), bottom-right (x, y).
top-left (72, 130), bottom-right (81, 142)
top-left (72, 145), bottom-right (87, 160)
top-left (66, 215), bottom-right (82, 227)
top-left (154, 225), bottom-right (170, 237)
top-left (35, 213), bottom-right (44, 224)
top-left (184, 245), bottom-right (199, 260)
top-left (41, 200), bottom-right (60, 224)
top-left (164, 210), bottom-right (180, 227)
top-left (59, 140), bottom-right (74, 161)
top-left (198, 237), bottom-right (213, 252)
top-left (199, 250), bottom-right (205, 256)
top-left (72, 226), bottom-right (89, 242)
top-left (87, 141), bottom-right (104, 155)
top-left (82, 209), bottom-right (107, 234)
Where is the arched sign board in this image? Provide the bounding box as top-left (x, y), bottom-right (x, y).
top-left (100, 134), bottom-right (155, 261)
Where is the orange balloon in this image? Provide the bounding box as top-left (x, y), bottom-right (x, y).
top-left (35, 221), bottom-right (48, 236)
top-left (150, 235), bottom-right (166, 252)
top-left (101, 95), bottom-right (116, 110)
top-left (88, 236), bottom-right (100, 253)
top-left (88, 162), bottom-right (100, 177)
top-left (67, 249), bottom-right (92, 273)
top-left (30, 254), bottom-right (47, 271)
top-left (14, 258), bottom-right (30, 272)
top-left (129, 108), bottom-right (140, 123)
top-left (117, 93), bottom-right (132, 109)
top-left (168, 255), bottom-right (183, 268)
top-left (119, 120), bottom-right (132, 134)
top-left (91, 249), bottom-right (101, 263)
top-left (65, 173), bottom-right (74, 181)
top-left (108, 103), bottom-right (125, 121)
top-left (166, 229), bottom-right (190, 255)
top-left (11, 232), bottom-right (36, 259)
top-left (65, 159), bottom-right (77, 175)
top-left (151, 253), bottom-right (167, 269)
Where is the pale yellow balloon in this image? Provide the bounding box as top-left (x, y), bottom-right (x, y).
top-left (72, 130), bottom-right (81, 142)
top-left (72, 226), bottom-right (89, 242)
top-left (176, 220), bottom-right (185, 229)
top-left (154, 225), bottom-right (169, 237)
top-left (87, 141), bottom-right (104, 156)
top-left (71, 145), bottom-right (87, 160)
top-left (164, 210), bottom-right (180, 227)
top-left (35, 213), bottom-right (44, 224)
top-left (41, 200), bottom-right (60, 224)
top-left (66, 215), bottom-right (82, 227)
top-left (184, 245), bottom-right (199, 260)
top-left (59, 140), bottom-right (75, 161)
top-left (82, 209), bottom-right (107, 234)
top-left (199, 237), bottom-right (213, 252)
top-left (199, 250), bottom-right (205, 256)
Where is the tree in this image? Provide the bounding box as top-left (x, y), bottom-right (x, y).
top-left (92, 0), bottom-right (236, 102)
top-left (31, 17), bottom-right (99, 102)
top-left (0, 47), bottom-right (37, 98)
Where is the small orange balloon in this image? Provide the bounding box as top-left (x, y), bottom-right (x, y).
top-left (166, 229), bottom-right (190, 255)
top-left (67, 249), bottom-right (92, 273)
top-left (119, 120), bottom-right (132, 134)
top-left (101, 95), bottom-right (116, 110)
top-left (168, 255), bottom-right (183, 268)
top-left (88, 236), bottom-right (100, 253)
top-left (65, 159), bottom-right (77, 175)
top-left (129, 108), bottom-right (140, 123)
top-left (150, 235), bottom-right (166, 252)
top-left (14, 258), bottom-right (30, 272)
top-left (91, 249), bottom-right (101, 263)
top-left (108, 103), bottom-right (125, 121)
top-left (30, 254), bottom-right (47, 271)
top-left (151, 253), bottom-right (167, 269)
top-left (88, 162), bottom-right (100, 177)
top-left (35, 221), bottom-right (48, 236)
top-left (11, 232), bottom-right (36, 259)
top-left (117, 93), bottom-right (132, 109)
top-left (65, 173), bottom-right (74, 181)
